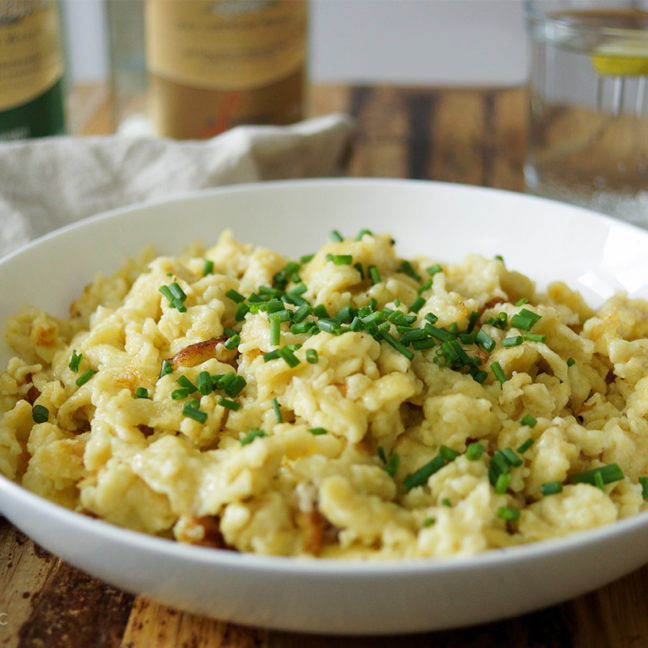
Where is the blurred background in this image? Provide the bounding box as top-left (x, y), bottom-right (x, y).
top-left (64, 0), bottom-right (527, 89)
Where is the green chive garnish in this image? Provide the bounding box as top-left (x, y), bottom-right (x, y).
top-left (75, 369), bottom-right (95, 387)
top-left (218, 397), bottom-right (240, 411)
top-left (225, 288), bottom-right (245, 304)
top-left (172, 388), bottom-right (190, 400)
top-left (521, 414), bottom-right (537, 428)
top-left (497, 506), bottom-right (520, 521)
top-left (278, 346), bottom-right (300, 368)
top-left (330, 229), bottom-right (343, 242)
top-left (567, 357), bottom-right (576, 367)
top-left (309, 427), bottom-right (327, 435)
top-left (306, 349), bottom-right (318, 364)
top-left (517, 438), bottom-right (534, 454)
top-left (32, 404), bottom-right (49, 423)
top-left (476, 329), bottom-right (496, 352)
top-left (384, 453), bottom-right (400, 477)
top-left (240, 429), bottom-right (267, 445)
top-left (491, 362), bottom-right (507, 383)
top-left (502, 335), bottom-right (523, 348)
top-left (183, 404), bottom-right (207, 423)
top-left (135, 387), bottom-right (149, 399)
top-left (368, 265), bottom-right (382, 285)
top-left (404, 455), bottom-right (445, 491)
top-left (541, 481), bottom-right (563, 496)
top-left (510, 308), bottom-right (542, 331)
top-left (572, 464), bottom-right (625, 487)
top-left (524, 332), bottom-right (546, 343)
top-left (203, 259), bottom-right (214, 276)
top-left (270, 316), bottom-right (281, 346)
top-left (159, 359), bottom-right (173, 378)
top-left (69, 350), bottom-right (82, 372)
top-left (495, 473), bottom-right (511, 494)
top-left (326, 253), bottom-right (353, 265)
top-left (639, 476), bottom-right (648, 499)
top-left (272, 397), bottom-right (282, 423)
top-left (409, 296), bottom-right (425, 313)
top-left (465, 442), bottom-right (484, 461)
top-left (426, 264), bottom-right (443, 276)
top-left (197, 371), bottom-right (213, 395)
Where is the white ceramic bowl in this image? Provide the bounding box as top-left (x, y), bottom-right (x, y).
top-left (1, 179), bottom-right (648, 635)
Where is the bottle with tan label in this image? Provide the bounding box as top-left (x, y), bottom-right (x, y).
top-left (145, 0), bottom-right (308, 139)
top-left (0, 0), bottom-right (66, 140)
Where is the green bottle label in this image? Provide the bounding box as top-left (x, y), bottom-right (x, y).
top-left (0, 0), bottom-right (66, 139)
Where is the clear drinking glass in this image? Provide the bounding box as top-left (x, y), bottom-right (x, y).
top-left (524, 0), bottom-right (648, 227)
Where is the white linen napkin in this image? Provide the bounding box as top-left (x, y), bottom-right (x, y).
top-left (0, 113), bottom-right (354, 258)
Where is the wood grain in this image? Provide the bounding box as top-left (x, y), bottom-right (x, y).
top-left (3, 83), bottom-right (647, 647)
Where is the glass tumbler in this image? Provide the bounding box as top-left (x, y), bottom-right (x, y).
top-left (524, 0), bottom-right (648, 227)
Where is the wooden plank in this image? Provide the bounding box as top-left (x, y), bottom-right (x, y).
top-left (119, 597), bottom-right (267, 648)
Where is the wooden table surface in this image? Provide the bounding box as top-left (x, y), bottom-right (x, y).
top-left (2, 83), bottom-right (648, 648)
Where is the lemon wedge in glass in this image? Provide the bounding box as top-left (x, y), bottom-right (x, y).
top-left (591, 38), bottom-right (648, 75)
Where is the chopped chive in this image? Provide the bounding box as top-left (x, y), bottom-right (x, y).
top-left (521, 414), bottom-right (537, 428)
top-left (356, 228), bottom-right (373, 240)
top-left (494, 473), bottom-right (511, 494)
top-left (176, 375), bottom-right (196, 392)
top-left (409, 296), bottom-right (425, 313)
top-left (497, 506), bottom-right (519, 521)
top-left (417, 279), bottom-right (433, 295)
top-left (269, 316), bottom-right (281, 346)
top-left (170, 298), bottom-right (187, 312)
top-left (494, 254), bottom-right (505, 263)
top-left (572, 464), bottom-right (624, 487)
top-left (384, 453), bottom-right (400, 477)
top-left (426, 264), bottom-right (443, 276)
top-left (422, 517), bottom-right (436, 527)
top-left (305, 349), bottom-right (319, 364)
top-left (263, 349), bottom-right (281, 362)
top-left (353, 262), bottom-right (365, 279)
top-left (313, 304), bottom-right (330, 318)
top-left (502, 335), bottom-right (523, 347)
top-left (567, 357), bottom-right (576, 367)
top-left (441, 498), bottom-right (452, 507)
top-left (502, 447), bottom-right (523, 467)
top-left (425, 312), bottom-right (439, 325)
top-left (32, 404), bottom-right (49, 423)
top-left (309, 427), bottom-right (327, 435)
top-left (326, 253), bottom-right (353, 265)
top-left (639, 476), bottom-right (648, 499)
top-left (240, 428), bottom-right (267, 445)
top-left (469, 367), bottom-right (488, 383)
top-left (69, 350), bottom-right (82, 372)
top-left (203, 259), bottom-right (214, 276)
top-left (135, 387), bottom-right (149, 399)
top-left (197, 371), bottom-right (213, 395)
top-left (159, 359), bottom-right (173, 378)
top-left (291, 321), bottom-right (315, 335)
top-left (224, 333), bottom-right (240, 350)
top-left (517, 438), bottom-right (534, 454)
top-left (380, 331), bottom-right (414, 360)
top-left (235, 302), bottom-right (249, 321)
top-left (525, 332), bottom-right (546, 343)
top-left (465, 442), bottom-right (484, 461)
top-left (272, 397), bottom-right (282, 423)
top-left (439, 445), bottom-right (460, 462)
top-left (335, 305), bottom-right (354, 323)
top-left (225, 288), bottom-right (246, 304)
top-left (510, 308), bottom-right (542, 331)
top-left (476, 329), bottom-right (496, 352)
top-left (330, 229), bottom-right (344, 242)
top-left (187, 397), bottom-right (200, 409)
top-left (172, 388), bottom-right (190, 400)
top-left (491, 362), bottom-right (507, 383)
top-left (541, 481), bottom-right (563, 496)
top-left (404, 454), bottom-right (445, 491)
top-left (224, 375), bottom-right (246, 398)
top-left (515, 298), bottom-right (529, 306)
top-left (398, 260), bottom-right (422, 282)
top-left (425, 325), bottom-right (452, 342)
top-left (75, 369), bottom-right (95, 387)
top-left (182, 403), bottom-right (207, 423)
top-left (159, 285), bottom-right (174, 302)
top-left (317, 318), bottom-right (341, 335)
top-left (368, 265), bottom-right (382, 285)
top-left (293, 303), bottom-right (312, 323)
top-left (218, 397), bottom-right (240, 411)
top-left (168, 282), bottom-right (187, 302)
top-left (594, 471), bottom-right (606, 491)
top-left (278, 346), bottom-right (300, 368)
top-left (400, 328), bottom-right (427, 344)
top-left (300, 253), bottom-right (315, 264)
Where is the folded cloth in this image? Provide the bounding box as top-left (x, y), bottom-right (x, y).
top-left (0, 113), bottom-right (354, 258)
